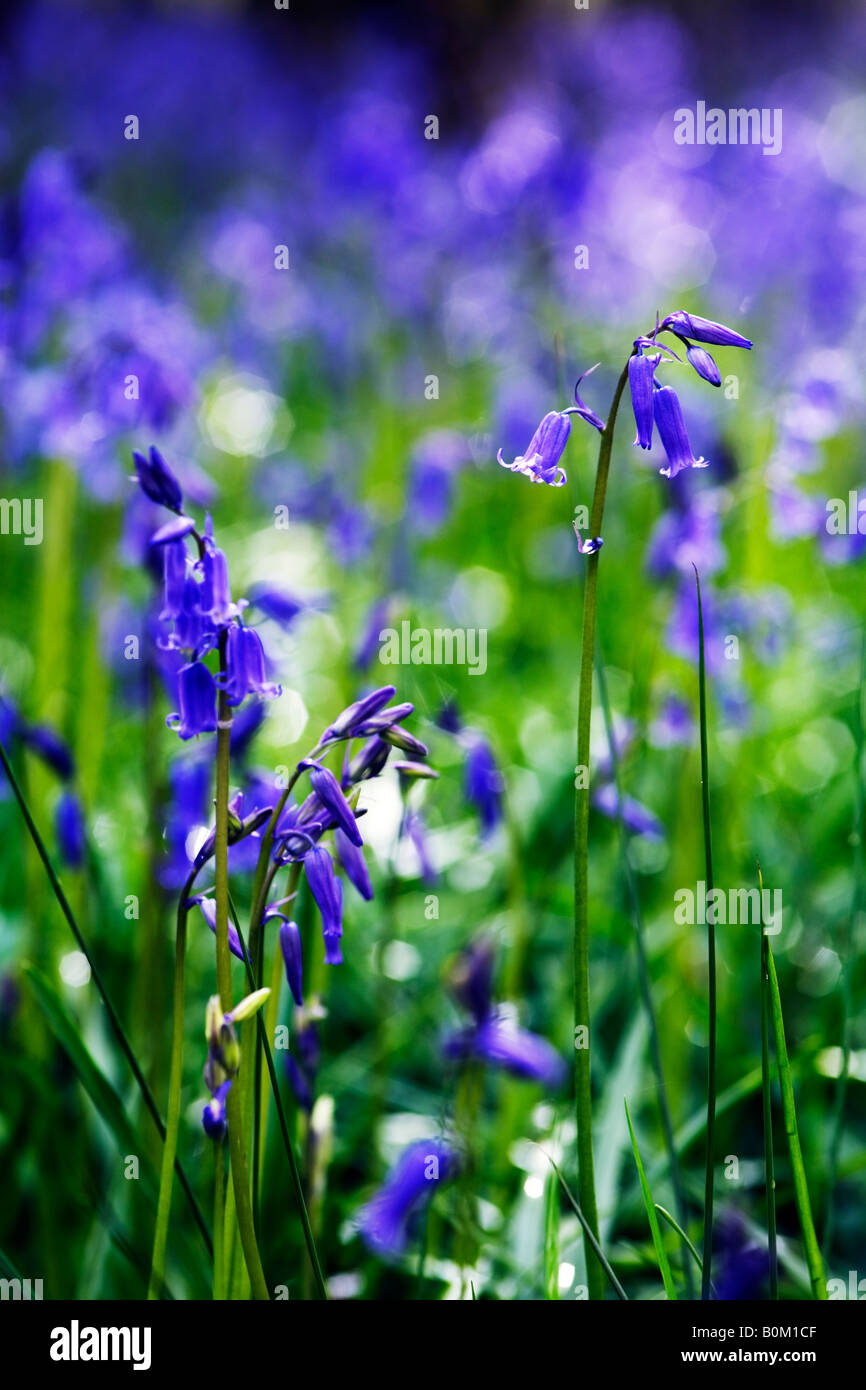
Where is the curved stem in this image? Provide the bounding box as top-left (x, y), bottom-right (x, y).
top-left (573, 356), bottom-right (631, 1299)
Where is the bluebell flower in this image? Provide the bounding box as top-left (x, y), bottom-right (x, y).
top-left (321, 686), bottom-right (397, 743)
top-left (353, 599), bottom-right (392, 673)
top-left (132, 445), bottom-right (184, 513)
top-left (303, 844), bottom-right (344, 965)
top-left (55, 790), bottom-right (85, 868)
top-left (150, 514), bottom-right (196, 545)
top-left (685, 345), bottom-right (722, 387)
top-left (660, 311), bottom-right (753, 350)
top-left (345, 736), bottom-right (391, 784)
top-left (284, 1002), bottom-right (323, 1115)
top-left (198, 535), bottom-right (239, 627)
top-left (652, 386), bottom-right (709, 479)
top-left (223, 624), bottom-right (281, 706)
top-left (191, 895), bottom-right (245, 962)
top-left (246, 584), bottom-right (304, 629)
top-left (308, 764), bottom-right (363, 846)
top-left (21, 723), bottom-right (75, 781)
top-left (159, 756), bottom-right (211, 889)
top-left (405, 810), bottom-right (436, 885)
top-left (278, 919), bottom-right (304, 1007)
top-left (351, 702), bottom-right (416, 738)
top-left (593, 783), bottom-right (664, 839)
top-left (445, 938), bottom-right (567, 1086)
top-left (628, 349), bottom-right (659, 450)
top-left (713, 1215), bottom-right (768, 1300)
top-left (202, 1079), bottom-right (232, 1142)
top-left (450, 936), bottom-right (495, 1024)
top-left (160, 536), bottom-right (189, 621)
top-left (334, 825), bottom-right (373, 901)
top-left (408, 430), bottom-right (469, 534)
top-left (357, 1139), bottom-right (460, 1258)
top-left (497, 410), bottom-right (571, 487)
top-left (166, 661), bottom-right (218, 740)
top-left (445, 1017), bottom-right (568, 1088)
top-left (229, 700), bottom-right (267, 759)
top-left (464, 734), bottom-right (503, 838)
top-left (649, 694), bottom-right (694, 749)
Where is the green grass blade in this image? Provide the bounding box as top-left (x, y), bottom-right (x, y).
top-left (0, 737), bottom-right (212, 1258)
top-left (764, 940), bottom-right (827, 1299)
top-left (624, 1099), bottom-right (677, 1300)
top-left (540, 1150), bottom-right (628, 1300)
top-left (23, 965), bottom-right (179, 1299)
top-left (654, 1205), bottom-right (706, 1277)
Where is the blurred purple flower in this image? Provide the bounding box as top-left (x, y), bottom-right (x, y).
top-left (55, 790), bottom-right (85, 868)
top-left (357, 1139), bottom-right (460, 1258)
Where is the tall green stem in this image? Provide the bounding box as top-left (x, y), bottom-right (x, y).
top-left (595, 646), bottom-right (694, 1297)
top-left (214, 1142), bottom-right (226, 1301)
top-left (759, 876), bottom-right (778, 1300)
top-left (148, 884), bottom-right (195, 1299)
top-left (574, 356), bottom-right (631, 1299)
top-left (215, 638), bottom-right (269, 1301)
top-left (693, 566), bottom-right (716, 1300)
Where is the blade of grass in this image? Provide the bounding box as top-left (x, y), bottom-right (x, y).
top-left (539, 1150), bottom-right (628, 1300)
top-left (693, 564), bottom-right (717, 1300)
top-left (764, 936), bottom-right (827, 1299)
top-left (0, 737), bottom-right (212, 1258)
top-left (758, 865), bottom-right (778, 1299)
top-left (654, 1205), bottom-right (705, 1278)
top-left (23, 965), bottom-right (176, 1299)
top-left (624, 1099), bottom-right (677, 1300)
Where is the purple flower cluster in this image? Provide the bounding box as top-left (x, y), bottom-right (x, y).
top-left (497, 311), bottom-right (751, 491)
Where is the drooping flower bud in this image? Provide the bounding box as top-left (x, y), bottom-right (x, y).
top-left (278, 919), bottom-right (304, 1006)
top-left (308, 764), bottom-right (363, 846)
top-left (132, 445), bottom-right (184, 513)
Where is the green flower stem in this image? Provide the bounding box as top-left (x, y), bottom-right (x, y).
top-left (214, 1142), bottom-right (226, 1301)
top-left (693, 564), bottom-right (717, 1301)
top-left (765, 938), bottom-right (827, 1300)
top-left (228, 891), bottom-right (329, 1300)
top-left (573, 354), bottom-right (631, 1299)
top-left (595, 646), bottom-right (695, 1298)
top-left (148, 883), bottom-right (195, 1299)
top-left (214, 641), bottom-right (270, 1301)
top-left (759, 886), bottom-right (778, 1300)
